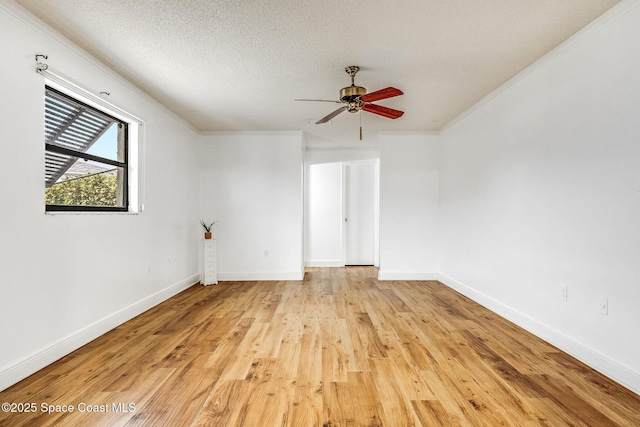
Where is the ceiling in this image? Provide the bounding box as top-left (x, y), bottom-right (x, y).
top-left (15, 0), bottom-right (620, 147)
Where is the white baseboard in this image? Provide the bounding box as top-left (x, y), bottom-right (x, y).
top-left (378, 271), bottom-right (439, 281)
top-left (436, 273), bottom-right (640, 396)
top-left (0, 274), bottom-right (199, 392)
top-left (218, 271), bottom-right (304, 281)
top-left (305, 260), bottom-right (344, 267)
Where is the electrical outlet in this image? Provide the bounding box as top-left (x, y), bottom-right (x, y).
top-left (560, 285), bottom-right (568, 302)
top-left (598, 296), bottom-right (608, 315)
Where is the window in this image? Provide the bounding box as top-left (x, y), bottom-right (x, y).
top-left (44, 86), bottom-right (130, 212)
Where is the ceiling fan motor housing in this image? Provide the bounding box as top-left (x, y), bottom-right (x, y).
top-left (340, 85), bottom-right (366, 112)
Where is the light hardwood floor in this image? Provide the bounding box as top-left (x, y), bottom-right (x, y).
top-left (1, 267), bottom-right (639, 426)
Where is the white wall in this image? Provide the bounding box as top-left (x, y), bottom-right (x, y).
top-left (0, 2), bottom-right (200, 390)
top-left (198, 132), bottom-right (304, 280)
top-left (379, 132), bottom-right (441, 280)
top-left (304, 148), bottom-right (380, 165)
top-left (438, 1), bottom-right (640, 393)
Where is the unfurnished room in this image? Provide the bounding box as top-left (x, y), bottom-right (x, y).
top-left (1, 0), bottom-right (640, 426)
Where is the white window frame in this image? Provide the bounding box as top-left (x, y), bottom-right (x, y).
top-left (43, 74), bottom-right (142, 214)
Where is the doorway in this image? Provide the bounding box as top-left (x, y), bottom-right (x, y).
top-left (343, 162), bottom-right (377, 265)
top-left (305, 159), bottom-right (379, 267)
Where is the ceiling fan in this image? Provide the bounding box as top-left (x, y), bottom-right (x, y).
top-left (296, 66), bottom-right (404, 139)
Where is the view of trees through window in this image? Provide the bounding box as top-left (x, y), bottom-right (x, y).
top-left (45, 171), bottom-right (117, 207)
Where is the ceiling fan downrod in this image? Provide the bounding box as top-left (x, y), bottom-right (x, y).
top-left (340, 65), bottom-right (367, 111)
top-left (345, 65), bottom-right (360, 84)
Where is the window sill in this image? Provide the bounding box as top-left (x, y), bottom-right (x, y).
top-left (45, 210), bottom-right (140, 216)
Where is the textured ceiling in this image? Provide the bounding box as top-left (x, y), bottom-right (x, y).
top-left (15, 0), bottom-right (620, 147)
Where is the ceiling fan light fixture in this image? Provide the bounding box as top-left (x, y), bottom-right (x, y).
top-left (346, 99), bottom-right (363, 113)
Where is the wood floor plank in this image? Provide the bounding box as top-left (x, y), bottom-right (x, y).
top-left (232, 358), bottom-right (290, 426)
top-left (192, 379), bottom-right (252, 427)
top-left (125, 365), bottom-right (214, 426)
top-left (353, 311), bottom-right (388, 359)
top-left (204, 317), bottom-right (255, 377)
top-left (236, 378), bottom-right (290, 427)
top-left (542, 350), bottom-right (640, 425)
top-left (412, 399), bottom-right (463, 427)
top-left (286, 384), bottom-right (323, 427)
top-left (323, 371), bottom-right (385, 427)
top-left (527, 373), bottom-right (619, 427)
top-left (2, 267), bottom-right (640, 427)
top-left (385, 316), bottom-right (435, 372)
top-left (370, 358), bottom-right (418, 426)
top-left (321, 319), bottom-right (357, 383)
top-left (377, 331), bottom-right (435, 401)
top-left (380, 288), bottom-right (413, 313)
top-left (217, 321), bottom-right (270, 382)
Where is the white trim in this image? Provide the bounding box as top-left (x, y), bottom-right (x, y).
top-left (41, 67), bottom-right (143, 124)
top-left (0, 274), bottom-right (199, 392)
top-left (379, 130), bottom-right (440, 137)
top-left (441, 0), bottom-right (640, 133)
top-left (45, 211), bottom-right (139, 216)
top-left (304, 145), bottom-right (381, 153)
top-left (218, 271), bottom-right (304, 281)
top-left (305, 260), bottom-right (344, 267)
top-left (199, 130), bottom-right (304, 136)
top-left (436, 273), bottom-right (640, 396)
top-left (378, 271), bottom-right (439, 281)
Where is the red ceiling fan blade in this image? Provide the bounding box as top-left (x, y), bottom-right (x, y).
top-left (360, 87), bottom-right (403, 103)
top-left (316, 106), bottom-right (347, 124)
top-left (362, 104), bottom-right (404, 120)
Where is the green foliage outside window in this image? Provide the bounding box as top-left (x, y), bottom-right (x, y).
top-left (45, 173), bottom-right (117, 207)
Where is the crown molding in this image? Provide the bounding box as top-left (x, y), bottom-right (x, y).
top-left (199, 130), bottom-right (304, 136)
top-left (0, 0), bottom-right (199, 135)
top-left (441, 0), bottom-right (640, 134)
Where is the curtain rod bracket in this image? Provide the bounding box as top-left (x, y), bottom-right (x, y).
top-left (35, 54), bottom-right (49, 72)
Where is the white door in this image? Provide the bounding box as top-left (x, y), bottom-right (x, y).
top-left (344, 163), bottom-right (376, 265)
